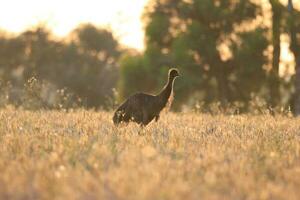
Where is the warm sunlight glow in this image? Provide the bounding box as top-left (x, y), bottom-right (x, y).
top-left (0, 0), bottom-right (148, 50)
top-left (280, 34), bottom-right (295, 77)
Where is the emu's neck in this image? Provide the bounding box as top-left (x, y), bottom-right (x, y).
top-left (156, 76), bottom-right (175, 109)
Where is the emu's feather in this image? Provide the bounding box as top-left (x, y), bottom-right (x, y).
top-left (113, 68), bottom-right (179, 126)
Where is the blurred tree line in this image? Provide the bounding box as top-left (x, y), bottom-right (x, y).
top-left (120, 0), bottom-right (300, 114)
top-left (0, 0), bottom-right (300, 114)
top-left (0, 24), bottom-right (121, 109)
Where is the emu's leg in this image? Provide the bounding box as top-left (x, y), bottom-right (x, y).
top-left (142, 110), bottom-right (150, 126)
top-left (155, 115), bottom-right (160, 122)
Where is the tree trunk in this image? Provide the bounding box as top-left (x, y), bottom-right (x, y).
top-left (269, 0), bottom-right (282, 108)
top-left (288, 0), bottom-right (300, 115)
top-left (294, 59), bottom-right (300, 115)
top-left (215, 62), bottom-right (230, 107)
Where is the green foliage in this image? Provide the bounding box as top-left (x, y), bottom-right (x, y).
top-left (0, 24), bottom-right (121, 109)
top-left (230, 28), bottom-right (269, 103)
top-left (74, 24), bottom-right (120, 58)
top-left (118, 54), bottom-right (146, 99)
top-left (145, 14), bottom-right (170, 46)
top-left (119, 0), bottom-right (270, 111)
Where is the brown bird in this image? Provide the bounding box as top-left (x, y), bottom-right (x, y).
top-left (113, 68), bottom-right (180, 126)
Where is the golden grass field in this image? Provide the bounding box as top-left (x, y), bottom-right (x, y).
top-left (0, 107), bottom-right (300, 200)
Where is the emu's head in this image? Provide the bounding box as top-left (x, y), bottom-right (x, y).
top-left (168, 68), bottom-right (180, 79)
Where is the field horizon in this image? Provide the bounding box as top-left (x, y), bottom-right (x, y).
top-left (0, 108), bottom-right (300, 200)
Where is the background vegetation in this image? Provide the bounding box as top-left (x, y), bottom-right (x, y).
top-left (0, 0), bottom-right (300, 114)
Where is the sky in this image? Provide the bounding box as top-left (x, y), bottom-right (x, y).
top-left (0, 0), bottom-right (298, 58)
top-left (0, 0), bottom-right (149, 50)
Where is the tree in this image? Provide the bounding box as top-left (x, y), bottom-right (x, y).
top-left (269, 0), bottom-right (284, 107)
top-left (0, 24), bottom-right (122, 109)
top-left (287, 0), bottom-right (300, 115)
top-left (119, 0), bottom-right (269, 110)
top-left (56, 24), bottom-right (121, 108)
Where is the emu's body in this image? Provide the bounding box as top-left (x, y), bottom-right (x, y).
top-left (113, 68), bottom-right (179, 126)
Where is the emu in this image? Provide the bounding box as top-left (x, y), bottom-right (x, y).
top-left (113, 68), bottom-right (180, 126)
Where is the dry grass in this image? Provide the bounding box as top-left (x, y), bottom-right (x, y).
top-left (0, 107), bottom-right (300, 200)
